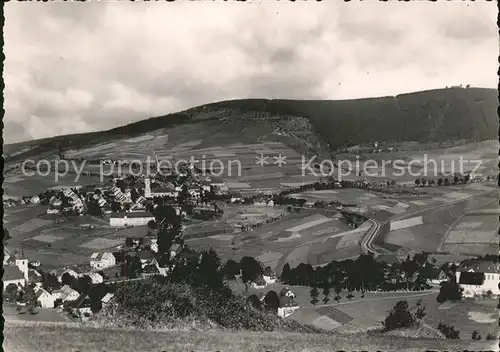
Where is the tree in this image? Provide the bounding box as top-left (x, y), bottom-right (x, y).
top-left (221, 259), bottom-right (240, 280)
top-left (125, 237), bottom-right (135, 248)
top-left (197, 248), bottom-right (223, 290)
top-left (444, 178), bottom-right (450, 186)
top-left (61, 272), bottom-right (77, 287)
top-left (437, 178), bottom-right (443, 186)
top-left (130, 188), bottom-right (139, 203)
top-left (121, 255), bottom-right (142, 279)
top-left (334, 282), bottom-right (342, 301)
top-left (24, 284), bottom-right (37, 311)
top-left (280, 263), bottom-right (291, 283)
top-left (77, 275), bottom-right (92, 295)
top-left (43, 273), bottom-right (61, 292)
top-left (382, 300), bottom-right (416, 331)
top-left (437, 280), bottom-right (463, 303)
top-left (111, 201), bottom-right (122, 212)
top-left (5, 283), bottom-right (19, 301)
top-left (415, 179), bottom-right (421, 186)
top-left (310, 287), bottom-right (319, 305)
top-left (246, 294), bottom-right (262, 310)
top-left (263, 290), bottom-right (280, 313)
top-left (147, 220), bottom-right (156, 229)
top-left (322, 286), bottom-right (330, 304)
top-left (421, 179), bottom-right (427, 187)
top-left (240, 256), bottom-right (263, 291)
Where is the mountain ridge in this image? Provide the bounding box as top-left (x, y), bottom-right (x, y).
top-left (5, 87), bottom-right (497, 162)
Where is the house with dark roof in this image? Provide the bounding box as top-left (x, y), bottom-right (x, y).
top-left (136, 250), bottom-right (155, 268)
top-left (277, 295), bottom-right (300, 318)
top-left (279, 287), bottom-right (296, 299)
top-left (72, 294), bottom-right (93, 317)
top-left (3, 266), bottom-right (26, 289)
top-left (456, 260), bottom-right (499, 297)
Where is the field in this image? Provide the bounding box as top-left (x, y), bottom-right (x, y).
top-left (4, 321), bottom-right (496, 352)
top-left (317, 293), bottom-right (499, 339)
top-left (4, 169), bottom-right (103, 198)
top-left (377, 185), bottom-right (497, 254)
top-left (187, 210), bottom-right (367, 272)
top-left (441, 212), bottom-right (498, 255)
top-left (4, 205), bottom-right (147, 269)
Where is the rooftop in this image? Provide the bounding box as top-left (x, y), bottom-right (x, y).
top-left (4, 266), bottom-right (25, 281)
top-left (458, 260), bottom-right (498, 274)
top-left (110, 211), bottom-right (155, 219)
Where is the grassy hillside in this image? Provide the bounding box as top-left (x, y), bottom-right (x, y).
top-left (4, 321), bottom-right (496, 352)
top-left (208, 87), bottom-right (498, 149)
top-left (5, 87), bottom-right (497, 161)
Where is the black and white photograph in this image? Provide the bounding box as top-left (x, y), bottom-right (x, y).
top-left (2, 2), bottom-right (499, 351)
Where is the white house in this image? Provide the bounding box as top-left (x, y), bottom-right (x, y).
top-left (101, 293), bottom-right (115, 307)
top-left (457, 260), bottom-right (500, 298)
top-left (109, 211), bottom-right (155, 227)
top-left (52, 285), bottom-right (80, 303)
top-left (277, 295), bottom-right (300, 318)
top-left (251, 276), bottom-right (267, 289)
top-left (90, 252), bottom-right (116, 270)
top-left (35, 287), bottom-right (55, 308)
top-left (263, 268), bottom-right (277, 285)
top-left (86, 272), bottom-right (104, 284)
top-left (279, 287), bottom-right (296, 299)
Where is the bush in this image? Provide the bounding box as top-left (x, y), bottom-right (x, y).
top-left (486, 333), bottom-right (496, 340)
top-left (107, 280), bottom-right (317, 333)
top-left (437, 322), bottom-right (460, 339)
top-left (382, 301), bottom-right (416, 332)
top-left (472, 330), bottom-right (482, 340)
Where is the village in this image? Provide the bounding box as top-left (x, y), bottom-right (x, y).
top-left (3, 155), bottom-right (499, 336)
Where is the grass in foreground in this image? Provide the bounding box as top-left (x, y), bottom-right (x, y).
top-left (4, 322), bottom-right (497, 352)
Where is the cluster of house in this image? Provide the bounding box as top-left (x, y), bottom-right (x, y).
top-left (376, 254), bottom-right (500, 297)
top-left (47, 188), bottom-right (85, 215)
top-left (3, 247), bottom-right (114, 316)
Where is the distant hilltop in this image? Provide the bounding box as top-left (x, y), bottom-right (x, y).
top-left (5, 87), bottom-right (497, 161)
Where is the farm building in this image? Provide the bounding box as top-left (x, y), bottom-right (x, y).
top-left (52, 285), bottom-right (80, 303)
top-left (279, 287), bottom-right (296, 299)
top-left (86, 272), bottom-right (104, 284)
top-left (90, 252), bottom-right (116, 269)
top-left (251, 276), bottom-right (267, 289)
top-left (457, 260), bottom-right (500, 297)
top-left (263, 267), bottom-right (277, 285)
top-left (101, 293), bottom-right (114, 307)
top-left (109, 211), bottom-right (155, 227)
top-left (277, 296), bottom-right (300, 318)
top-left (72, 294), bottom-right (93, 317)
top-left (35, 287), bottom-right (55, 308)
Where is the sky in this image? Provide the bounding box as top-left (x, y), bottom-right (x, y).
top-left (4, 2), bottom-right (498, 144)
